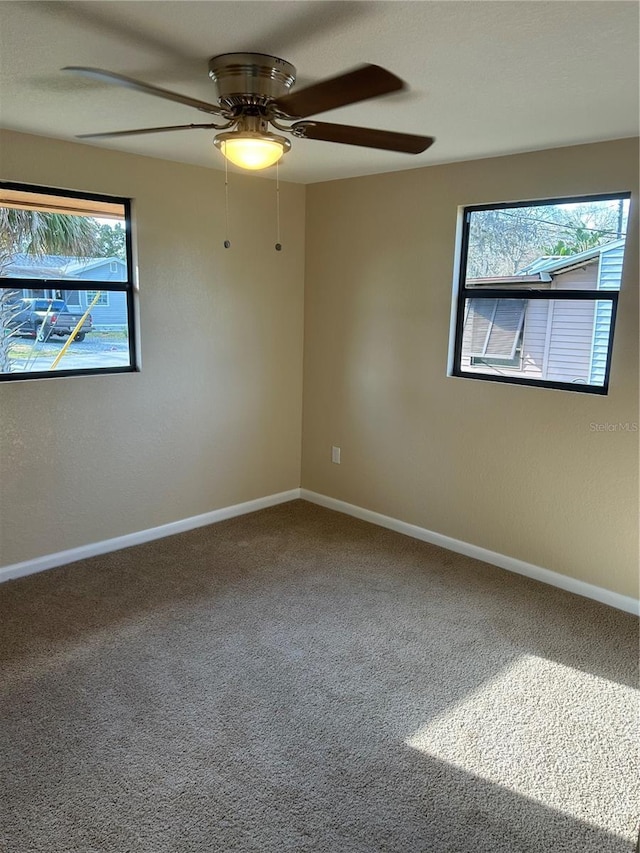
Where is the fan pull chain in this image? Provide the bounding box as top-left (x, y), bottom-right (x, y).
top-left (275, 160), bottom-right (282, 252)
top-left (223, 156), bottom-right (231, 248)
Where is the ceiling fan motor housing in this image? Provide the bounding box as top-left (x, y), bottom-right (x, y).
top-left (208, 53), bottom-right (296, 111)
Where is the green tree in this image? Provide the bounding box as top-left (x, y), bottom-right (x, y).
top-left (0, 209), bottom-right (99, 270)
top-left (542, 227), bottom-right (609, 257)
top-left (0, 209), bottom-right (99, 373)
top-left (96, 222), bottom-right (126, 259)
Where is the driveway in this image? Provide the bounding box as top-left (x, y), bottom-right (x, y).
top-left (8, 334), bottom-right (131, 373)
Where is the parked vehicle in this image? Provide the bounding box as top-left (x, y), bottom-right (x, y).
top-left (9, 298), bottom-right (93, 342)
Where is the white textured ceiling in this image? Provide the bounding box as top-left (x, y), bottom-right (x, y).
top-left (0, 1), bottom-right (638, 183)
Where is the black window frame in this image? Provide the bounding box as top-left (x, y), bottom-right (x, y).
top-left (0, 180), bottom-right (137, 382)
top-left (451, 192), bottom-right (631, 395)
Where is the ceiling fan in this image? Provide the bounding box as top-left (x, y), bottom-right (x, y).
top-left (64, 53), bottom-right (435, 170)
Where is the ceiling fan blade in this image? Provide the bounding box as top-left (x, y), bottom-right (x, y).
top-left (76, 124), bottom-right (222, 140)
top-left (292, 121), bottom-right (434, 154)
top-left (273, 64), bottom-right (405, 118)
top-left (63, 66), bottom-right (224, 116)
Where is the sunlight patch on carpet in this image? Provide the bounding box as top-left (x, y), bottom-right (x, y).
top-left (405, 654), bottom-right (638, 838)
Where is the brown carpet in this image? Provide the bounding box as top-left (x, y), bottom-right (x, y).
top-left (0, 500), bottom-right (637, 852)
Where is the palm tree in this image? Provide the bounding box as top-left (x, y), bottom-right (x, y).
top-left (542, 227), bottom-right (609, 257)
top-left (1, 209), bottom-right (99, 372)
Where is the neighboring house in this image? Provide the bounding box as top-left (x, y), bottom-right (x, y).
top-left (1, 254), bottom-right (128, 330)
top-left (461, 238), bottom-right (626, 386)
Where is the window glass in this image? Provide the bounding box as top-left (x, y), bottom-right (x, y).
top-left (464, 198), bottom-right (629, 287)
top-left (452, 193), bottom-right (630, 394)
top-left (460, 298), bottom-right (613, 387)
top-left (1, 183), bottom-right (135, 380)
top-left (4, 290), bottom-right (132, 374)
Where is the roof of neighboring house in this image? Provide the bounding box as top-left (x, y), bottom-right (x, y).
top-left (1, 254), bottom-right (126, 279)
top-left (64, 257), bottom-right (126, 275)
top-left (519, 238), bottom-right (626, 276)
top-left (466, 274), bottom-right (551, 287)
top-left (466, 237), bottom-right (627, 288)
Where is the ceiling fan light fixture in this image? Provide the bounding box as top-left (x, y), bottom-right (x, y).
top-left (214, 131), bottom-right (291, 170)
top-left (67, 59), bottom-right (435, 169)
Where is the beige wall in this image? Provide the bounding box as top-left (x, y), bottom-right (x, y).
top-left (302, 139), bottom-right (639, 598)
top-left (2, 131), bottom-right (638, 600)
top-left (0, 130), bottom-right (305, 566)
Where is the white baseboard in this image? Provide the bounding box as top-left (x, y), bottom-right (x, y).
top-left (3, 486), bottom-right (637, 616)
top-left (300, 489), bottom-right (639, 616)
top-left (0, 488), bottom-right (301, 585)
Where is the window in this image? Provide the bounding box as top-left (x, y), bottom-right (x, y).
top-left (451, 193), bottom-right (631, 394)
top-left (1, 182), bottom-right (136, 380)
top-left (467, 298), bottom-right (525, 368)
top-left (86, 290), bottom-right (110, 307)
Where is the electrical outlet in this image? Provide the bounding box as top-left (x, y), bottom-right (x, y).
top-left (331, 445), bottom-right (341, 464)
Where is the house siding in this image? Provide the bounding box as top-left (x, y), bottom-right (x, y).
top-left (590, 242), bottom-right (625, 385)
top-left (545, 299), bottom-right (596, 384)
top-left (460, 252), bottom-right (614, 384)
top-left (597, 242), bottom-right (625, 290)
top-left (520, 300), bottom-right (548, 378)
top-left (8, 256), bottom-right (129, 330)
top-left (550, 265), bottom-right (597, 290)
top-left (73, 261), bottom-right (128, 329)
top-left (82, 290), bottom-right (128, 329)
top-left (542, 265), bottom-right (598, 384)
